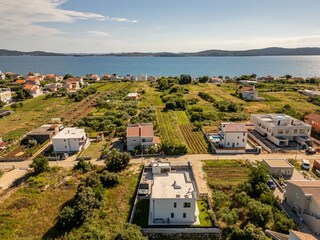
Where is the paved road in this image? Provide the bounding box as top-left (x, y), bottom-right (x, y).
top-left (0, 151), bottom-right (317, 169)
top-left (0, 168), bottom-right (28, 190)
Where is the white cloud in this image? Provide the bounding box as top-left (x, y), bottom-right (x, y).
top-left (0, 0), bottom-right (138, 38)
top-left (87, 31), bottom-right (111, 37)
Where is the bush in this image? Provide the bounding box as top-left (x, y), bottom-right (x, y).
top-left (74, 158), bottom-right (92, 173)
top-left (161, 141), bottom-right (187, 155)
top-left (30, 155), bottom-right (49, 174)
top-left (105, 149), bottom-right (131, 172)
top-left (100, 171), bottom-right (120, 188)
top-left (114, 224), bottom-right (147, 240)
top-left (58, 206), bottom-right (76, 229)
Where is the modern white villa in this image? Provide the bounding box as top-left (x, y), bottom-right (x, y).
top-left (209, 122), bottom-right (248, 149)
top-left (52, 127), bottom-right (88, 153)
top-left (149, 162), bottom-right (199, 225)
top-left (251, 113), bottom-right (312, 148)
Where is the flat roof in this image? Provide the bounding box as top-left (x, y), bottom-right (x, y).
top-left (152, 161), bottom-right (170, 167)
top-left (151, 172), bottom-right (196, 199)
top-left (53, 128), bottom-right (85, 139)
top-left (263, 159), bottom-right (293, 168)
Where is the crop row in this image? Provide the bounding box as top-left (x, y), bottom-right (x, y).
top-left (179, 124), bottom-right (208, 154)
top-left (175, 111), bottom-right (190, 125)
top-left (157, 110), bottom-right (180, 144)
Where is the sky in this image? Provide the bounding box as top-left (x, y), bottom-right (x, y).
top-left (1, 0), bottom-right (320, 53)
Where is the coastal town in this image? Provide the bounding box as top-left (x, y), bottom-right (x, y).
top-left (1, 70), bottom-right (320, 239)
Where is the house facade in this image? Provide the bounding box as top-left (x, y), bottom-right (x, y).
top-left (251, 113), bottom-right (312, 148)
top-left (52, 127), bottom-right (88, 153)
top-left (0, 88), bottom-right (12, 104)
top-left (218, 122), bottom-right (248, 148)
top-left (263, 158), bottom-right (294, 178)
top-left (23, 84), bottom-right (42, 97)
top-left (26, 124), bottom-right (61, 144)
top-left (285, 180), bottom-right (320, 235)
top-left (304, 113), bottom-right (320, 132)
top-left (241, 86), bottom-right (265, 101)
top-left (149, 171), bottom-right (198, 225)
top-left (126, 123), bottom-right (155, 151)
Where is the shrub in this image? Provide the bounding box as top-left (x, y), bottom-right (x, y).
top-left (114, 224), bottom-right (147, 240)
top-left (161, 141), bottom-right (187, 155)
top-left (105, 149), bottom-right (131, 172)
top-left (58, 206), bottom-right (76, 229)
top-left (74, 158), bottom-right (92, 173)
top-left (30, 155), bottom-right (49, 174)
top-left (100, 171), bottom-right (120, 188)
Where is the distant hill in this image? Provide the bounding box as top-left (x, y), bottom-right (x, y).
top-left (1, 47), bottom-right (320, 57)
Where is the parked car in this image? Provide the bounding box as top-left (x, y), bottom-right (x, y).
top-left (302, 159), bottom-right (310, 171)
top-left (267, 179), bottom-right (276, 190)
top-left (306, 146), bottom-right (316, 154)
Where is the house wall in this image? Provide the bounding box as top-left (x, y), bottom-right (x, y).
top-left (0, 91), bottom-right (12, 104)
top-left (127, 136), bottom-right (141, 151)
top-left (221, 132), bottom-right (247, 148)
top-left (301, 214), bottom-right (320, 235)
top-left (149, 198), bottom-right (196, 225)
top-left (53, 137), bottom-right (85, 153)
top-left (242, 91), bottom-right (257, 100)
top-left (305, 117), bottom-right (320, 132)
top-left (285, 182), bottom-right (309, 214)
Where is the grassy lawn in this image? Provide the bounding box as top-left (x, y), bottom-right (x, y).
top-left (0, 95), bottom-right (76, 140)
top-left (197, 200), bottom-right (214, 227)
top-left (133, 199), bottom-right (149, 228)
top-left (203, 160), bottom-right (249, 191)
top-left (0, 168), bottom-right (77, 239)
top-left (79, 140), bottom-right (106, 159)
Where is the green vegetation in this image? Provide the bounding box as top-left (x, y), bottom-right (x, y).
top-left (204, 161), bottom-right (296, 239)
top-left (197, 200), bottom-right (214, 226)
top-left (29, 155), bottom-right (49, 174)
top-left (133, 199), bottom-right (150, 228)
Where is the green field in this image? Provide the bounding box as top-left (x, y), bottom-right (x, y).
top-left (203, 160), bottom-right (249, 191)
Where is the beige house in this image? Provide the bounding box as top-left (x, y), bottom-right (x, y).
top-left (0, 88), bottom-right (12, 104)
top-left (241, 86), bottom-right (265, 101)
top-left (284, 180), bottom-right (320, 235)
top-left (263, 158), bottom-right (294, 178)
top-left (126, 123), bottom-right (155, 151)
top-left (251, 113), bottom-right (312, 148)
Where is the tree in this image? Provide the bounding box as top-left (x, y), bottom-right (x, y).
top-left (30, 155), bottom-right (49, 174)
top-left (15, 89), bottom-right (32, 100)
top-left (105, 149), bottom-right (131, 172)
top-left (285, 74), bottom-right (292, 80)
top-left (199, 76), bottom-right (209, 83)
top-left (73, 158), bottom-right (92, 173)
top-left (179, 74), bottom-right (192, 84)
top-left (247, 200), bottom-right (273, 228)
top-left (100, 171), bottom-right (120, 188)
top-left (0, 100), bottom-right (5, 108)
top-left (114, 224), bottom-right (147, 240)
top-left (64, 74), bottom-right (73, 80)
top-left (58, 206), bottom-right (76, 229)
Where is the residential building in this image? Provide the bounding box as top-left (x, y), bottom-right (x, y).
top-left (136, 74), bottom-right (147, 81)
top-left (64, 79), bottom-right (81, 91)
top-left (151, 161), bottom-right (171, 174)
top-left (15, 79), bottom-right (26, 85)
top-left (25, 76), bottom-right (41, 85)
top-left (217, 122), bottom-right (248, 148)
top-left (85, 74), bottom-right (101, 81)
top-left (0, 88), bottom-right (12, 104)
top-left (239, 80), bottom-right (258, 85)
top-left (304, 113), bottom-right (320, 132)
top-left (298, 89), bottom-right (320, 98)
top-left (127, 92), bottom-right (140, 100)
top-left (52, 127), bottom-right (88, 153)
top-left (44, 83), bottom-right (63, 92)
top-left (65, 77), bottom-right (84, 87)
top-left (263, 158), bottom-right (294, 178)
top-left (251, 114), bottom-right (312, 148)
top-left (149, 171), bottom-right (198, 225)
top-left (241, 86), bottom-right (265, 101)
top-left (148, 75), bottom-right (158, 81)
top-left (23, 84), bottom-right (42, 97)
top-left (26, 124), bottom-right (61, 144)
top-left (209, 77), bottom-right (223, 84)
top-left (126, 123), bottom-right (155, 151)
top-left (289, 230), bottom-right (317, 240)
top-left (101, 74), bottom-right (111, 80)
top-left (284, 180), bottom-right (320, 235)
top-left (26, 72), bottom-right (41, 77)
top-left (0, 71), bottom-right (5, 80)
top-left (257, 76), bottom-right (274, 82)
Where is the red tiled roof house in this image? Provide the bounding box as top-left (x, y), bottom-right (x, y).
top-left (126, 123), bottom-right (155, 151)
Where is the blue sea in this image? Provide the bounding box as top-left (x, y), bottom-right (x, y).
top-left (0, 56), bottom-right (320, 78)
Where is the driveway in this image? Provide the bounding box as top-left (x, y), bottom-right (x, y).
top-left (0, 168), bottom-right (28, 190)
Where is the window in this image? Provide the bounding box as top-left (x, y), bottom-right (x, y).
top-left (133, 139), bottom-right (136, 142)
top-left (171, 213), bottom-right (174, 218)
top-left (243, 132), bottom-right (245, 136)
top-left (174, 202), bottom-right (177, 208)
top-left (64, 139), bottom-right (66, 142)
top-left (285, 130), bottom-right (289, 134)
top-left (299, 129), bottom-right (305, 134)
top-left (237, 143), bottom-right (239, 146)
top-left (274, 169), bottom-right (278, 172)
top-left (184, 202), bottom-right (191, 208)
top-left (183, 213), bottom-right (186, 218)
top-left (296, 193), bottom-right (300, 199)
top-left (242, 139), bottom-right (245, 142)
top-left (142, 139), bottom-right (146, 142)
top-left (294, 129), bottom-right (298, 134)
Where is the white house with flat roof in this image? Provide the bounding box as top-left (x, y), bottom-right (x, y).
top-left (149, 171), bottom-right (199, 225)
top-left (263, 158), bottom-right (294, 178)
top-left (52, 127), bottom-right (88, 153)
top-left (218, 122), bottom-right (248, 148)
top-left (251, 113), bottom-right (312, 148)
